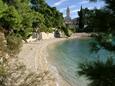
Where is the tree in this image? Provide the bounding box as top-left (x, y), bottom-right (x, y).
top-left (61, 26), bottom-right (70, 37)
top-left (0, 0), bottom-right (7, 18)
top-left (30, 0), bottom-right (65, 32)
top-left (90, 0), bottom-right (115, 14)
top-left (0, 32), bottom-right (55, 86)
top-left (78, 57), bottom-right (115, 86)
top-left (87, 9), bottom-right (115, 32)
top-left (80, 0), bottom-right (115, 51)
top-left (78, 6), bottom-right (84, 32)
top-left (2, 0), bottom-right (44, 40)
top-left (77, 1), bottom-right (115, 86)
top-left (0, 1), bottom-right (58, 85)
top-left (0, 6), bottom-right (21, 35)
top-left (30, 0), bottom-right (39, 11)
top-left (79, 8), bottom-right (95, 32)
top-left (105, 0), bottom-right (115, 14)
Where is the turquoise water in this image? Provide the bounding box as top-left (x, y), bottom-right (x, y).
top-left (47, 38), bottom-right (115, 86)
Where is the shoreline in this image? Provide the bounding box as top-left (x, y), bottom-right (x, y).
top-left (18, 33), bottom-right (91, 86)
top-left (18, 37), bottom-right (72, 86)
top-left (40, 38), bottom-right (73, 86)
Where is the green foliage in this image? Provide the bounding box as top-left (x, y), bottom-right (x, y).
top-left (96, 33), bottom-right (112, 44)
top-left (6, 34), bottom-right (22, 54)
top-left (32, 12), bottom-right (45, 29)
top-left (0, 0), bottom-right (65, 86)
top-left (94, 33), bottom-right (115, 51)
top-left (39, 27), bottom-right (53, 33)
top-left (86, 0), bottom-right (115, 33)
top-left (77, 1), bottom-right (115, 86)
top-left (78, 6), bottom-right (84, 31)
top-left (88, 9), bottom-right (115, 32)
top-left (0, 0), bottom-right (66, 53)
top-left (69, 28), bottom-right (76, 33)
top-left (105, 0), bottom-right (115, 13)
top-left (78, 57), bottom-right (115, 86)
top-left (31, 0), bottom-right (64, 30)
top-left (0, 6), bottom-right (21, 32)
top-left (62, 26), bottom-right (70, 37)
top-left (0, 30), bottom-right (54, 86)
top-left (86, 0), bottom-right (115, 51)
top-left (0, 0), bottom-right (7, 18)
top-left (0, 0), bottom-right (65, 38)
top-left (42, 6), bottom-right (64, 29)
top-left (78, 8), bottom-right (115, 32)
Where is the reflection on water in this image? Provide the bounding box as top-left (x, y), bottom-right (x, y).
top-left (47, 38), bottom-right (115, 86)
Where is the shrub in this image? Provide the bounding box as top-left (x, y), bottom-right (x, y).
top-left (6, 34), bottom-right (22, 54)
top-left (62, 26), bottom-right (70, 37)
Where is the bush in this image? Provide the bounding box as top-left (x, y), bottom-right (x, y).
top-left (95, 33), bottom-right (115, 51)
top-left (0, 30), bottom-right (54, 86)
top-left (39, 25), bottom-right (53, 33)
top-left (62, 26), bottom-right (70, 37)
top-left (69, 27), bottom-right (76, 33)
top-left (6, 34), bottom-right (22, 54)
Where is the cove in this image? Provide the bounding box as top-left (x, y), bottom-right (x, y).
top-left (47, 38), bottom-right (115, 86)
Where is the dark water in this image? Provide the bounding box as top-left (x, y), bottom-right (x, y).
top-left (47, 38), bottom-right (115, 86)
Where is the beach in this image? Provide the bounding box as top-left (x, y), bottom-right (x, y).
top-left (18, 37), bottom-right (72, 86)
top-left (18, 33), bottom-right (91, 86)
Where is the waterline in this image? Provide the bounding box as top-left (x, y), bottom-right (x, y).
top-left (47, 38), bottom-right (115, 86)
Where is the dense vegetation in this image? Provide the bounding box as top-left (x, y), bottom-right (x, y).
top-left (78, 0), bottom-right (115, 33)
top-left (77, 0), bottom-right (115, 86)
top-left (78, 6), bottom-right (84, 32)
top-left (78, 0), bottom-right (115, 51)
top-left (0, 0), bottom-right (66, 86)
top-left (0, 0), bottom-right (68, 53)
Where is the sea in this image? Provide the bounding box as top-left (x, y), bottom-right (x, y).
top-left (47, 38), bottom-right (115, 86)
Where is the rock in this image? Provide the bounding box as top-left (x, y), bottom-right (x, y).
top-left (39, 32), bottom-right (55, 40)
top-left (27, 36), bottom-right (37, 42)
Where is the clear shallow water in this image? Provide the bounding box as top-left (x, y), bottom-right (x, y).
top-left (47, 38), bottom-right (115, 86)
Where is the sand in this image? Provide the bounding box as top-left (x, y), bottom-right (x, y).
top-left (18, 33), bottom-right (91, 86)
top-left (18, 38), bottom-right (72, 86)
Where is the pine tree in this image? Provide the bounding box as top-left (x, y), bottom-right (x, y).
top-left (78, 6), bottom-right (84, 32)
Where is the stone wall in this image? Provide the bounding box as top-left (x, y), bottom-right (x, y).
top-left (39, 32), bottom-right (55, 40)
top-left (26, 32), bottom-right (55, 42)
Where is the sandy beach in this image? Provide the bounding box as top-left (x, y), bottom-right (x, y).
top-left (18, 37), bottom-right (72, 86)
top-left (18, 33), bottom-right (91, 86)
